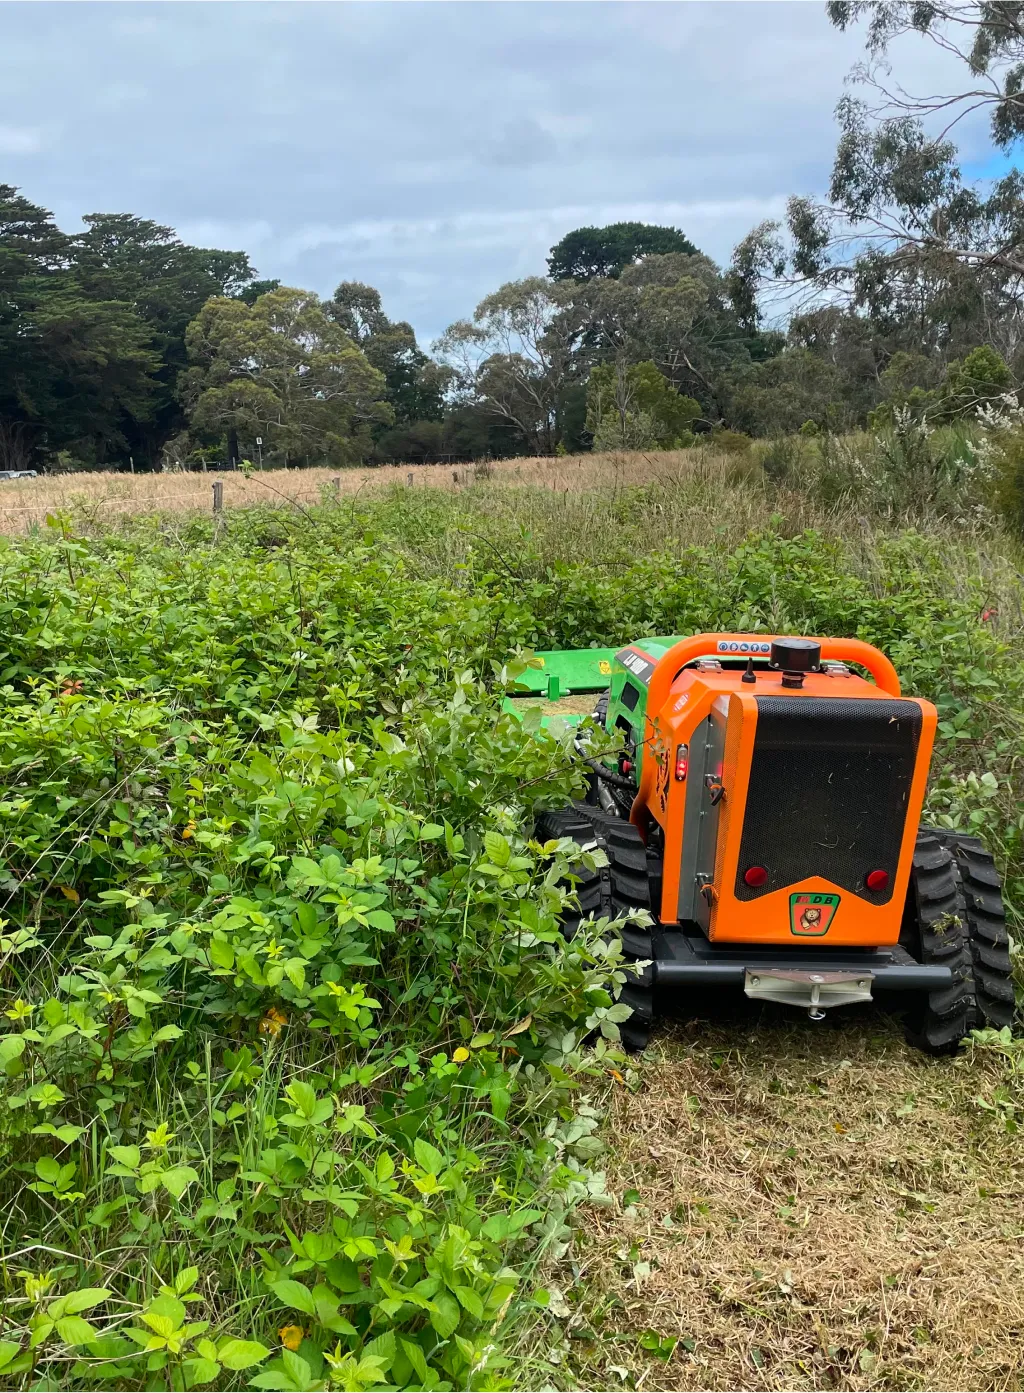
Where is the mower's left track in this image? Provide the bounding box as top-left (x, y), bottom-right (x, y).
top-left (536, 803), bottom-right (655, 1051)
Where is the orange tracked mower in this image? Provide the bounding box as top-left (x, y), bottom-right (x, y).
top-left (515, 633), bottom-right (1015, 1052)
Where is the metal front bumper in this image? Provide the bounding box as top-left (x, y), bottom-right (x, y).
top-left (650, 930), bottom-right (949, 994)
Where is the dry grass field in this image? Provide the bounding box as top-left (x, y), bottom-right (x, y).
top-left (0, 450), bottom-right (727, 534)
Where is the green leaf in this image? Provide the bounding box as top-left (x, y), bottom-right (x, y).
top-left (160, 1166), bottom-right (199, 1199)
top-left (289, 856), bottom-right (327, 887)
top-left (481, 1213), bottom-right (511, 1241)
top-left (455, 1285), bottom-right (484, 1319)
top-left (0, 1035), bottom-right (25, 1070)
top-left (251, 1351), bottom-right (313, 1390)
top-left (490, 1086), bottom-right (511, 1122)
top-left (33, 1123), bottom-right (85, 1144)
top-left (35, 1156), bottom-right (61, 1185)
top-left (483, 830), bottom-right (511, 867)
top-left (401, 1338), bottom-right (428, 1383)
top-left (419, 823), bottom-right (444, 840)
top-left (285, 1081), bottom-right (318, 1120)
top-left (269, 1280), bottom-right (317, 1317)
top-left (145, 1293), bottom-right (185, 1329)
top-left (55, 1315), bottom-right (97, 1345)
top-left (175, 1266), bottom-right (200, 1294)
top-left (413, 1138), bottom-right (444, 1175)
top-left (64, 1287), bottom-right (112, 1314)
top-left (429, 1290), bottom-right (460, 1338)
top-left (152, 1025), bottom-right (184, 1043)
top-left (209, 938), bottom-right (235, 970)
top-left (0, 1341), bottom-right (22, 1372)
top-left (365, 909), bottom-right (395, 932)
top-left (216, 1337), bottom-right (270, 1370)
top-left (184, 1356), bottom-right (220, 1384)
top-left (284, 958), bottom-right (306, 991)
top-left (107, 1145), bottom-right (141, 1170)
top-left (364, 1330), bottom-right (396, 1370)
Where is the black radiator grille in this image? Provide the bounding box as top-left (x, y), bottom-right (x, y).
top-left (734, 696), bottom-right (921, 904)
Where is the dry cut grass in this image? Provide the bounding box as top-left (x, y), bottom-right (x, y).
top-left (0, 450), bottom-right (735, 535)
top-left (559, 1007), bottom-right (1024, 1392)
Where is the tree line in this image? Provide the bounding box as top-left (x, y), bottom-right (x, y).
top-left (4, 1), bottom-right (1023, 473)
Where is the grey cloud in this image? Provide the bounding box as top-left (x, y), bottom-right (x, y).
top-left (0, 1), bottom-right (975, 342)
top-left (482, 119), bottom-right (560, 170)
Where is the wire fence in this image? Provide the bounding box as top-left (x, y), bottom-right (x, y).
top-left (0, 470), bottom-right (448, 526)
top-left (0, 475), bottom-right (363, 529)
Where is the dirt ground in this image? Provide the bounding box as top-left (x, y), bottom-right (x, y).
top-left (556, 1003), bottom-right (1023, 1392)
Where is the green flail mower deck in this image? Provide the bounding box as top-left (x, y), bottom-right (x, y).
top-left (502, 639), bottom-right (684, 728)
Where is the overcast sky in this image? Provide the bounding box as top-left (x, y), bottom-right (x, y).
top-left (0, 1), bottom-right (986, 345)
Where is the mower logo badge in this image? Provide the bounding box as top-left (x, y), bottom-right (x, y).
top-left (789, 892), bottom-right (840, 936)
top-left (717, 640), bottom-right (772, 655)
top-left (599, 660), bottom-right (612, 675)
top-left (616, 647), bottom-right (656, 685)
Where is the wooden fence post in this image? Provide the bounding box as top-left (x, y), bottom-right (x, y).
top-left (332, 476), bottom-right (340, 499)
top-left (407, 472), bottom-right (413, 487)
top-left (212, 480), bottom-right (223, 514)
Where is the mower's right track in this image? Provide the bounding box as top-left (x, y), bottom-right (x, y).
top-left (929, 830), bottom-right (1015, 1030)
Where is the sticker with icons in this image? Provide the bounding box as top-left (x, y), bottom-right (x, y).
top-left (716, 640), bottom-right (772, 655)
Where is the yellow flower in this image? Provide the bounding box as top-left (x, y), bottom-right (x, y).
top-left (452, 1047), bottom-right (470, 1064)
top-left (279, 1325), bottom-right (304, 1351)
top-left (181, 821), bottom-right (196, 840)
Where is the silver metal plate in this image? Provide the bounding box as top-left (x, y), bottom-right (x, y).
top-left (744, 968), bottom-right (874, 1012)
top-left (678, 706), bottom-right (727, 928)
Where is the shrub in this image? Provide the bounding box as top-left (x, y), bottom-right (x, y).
top-left (0, 520), bottom-right (645, 1391)
top-left (592, 407), bottom-right (662, 452)
top-left (810, 415), bottom-right (993, 518)
top-left (756, 436), bottom-right (800, 482)
top-left (709, 428), bottom-right (752, 456)
top-left (992, 424), bottom-right (1024, 537)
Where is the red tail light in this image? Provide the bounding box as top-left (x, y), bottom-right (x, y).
top-left (674, 743), bottom-right (688, 781)
top-left (743, 865), bottom-right (768, 888)
top-left (866, 869), bottom-right (889, 891)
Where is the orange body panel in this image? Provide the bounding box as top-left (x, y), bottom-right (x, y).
top-left (631, 634), bottom-right (937, 949)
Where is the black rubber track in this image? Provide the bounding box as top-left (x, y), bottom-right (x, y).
top-left (926, 828), bottom-right (1016, 1031)
top-left (535, 802), bottom-right (654, 1052)
top-left (901, 830), bottom-right (978, 1052)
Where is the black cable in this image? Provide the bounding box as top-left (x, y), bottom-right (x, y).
top-left (581, 755), bottom-right (636, 792)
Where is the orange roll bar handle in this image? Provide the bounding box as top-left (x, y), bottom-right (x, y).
top-left (643, 633), bottom-right (901, 721)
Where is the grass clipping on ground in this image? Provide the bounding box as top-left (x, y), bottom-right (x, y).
top-left (564, 1009), bottom-right (1022, 1392)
